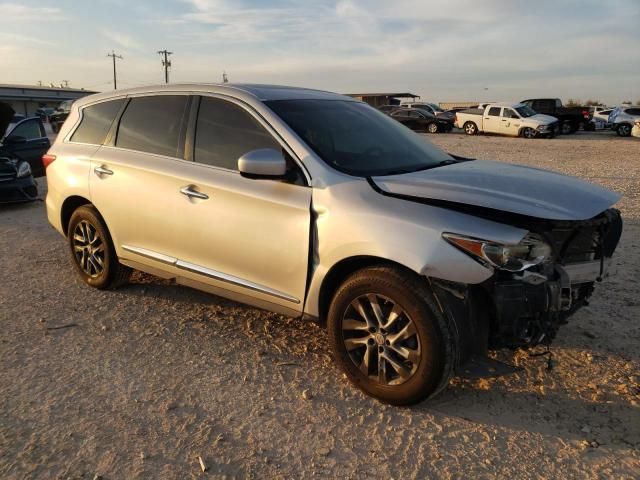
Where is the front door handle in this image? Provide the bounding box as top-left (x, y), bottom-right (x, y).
top-left (94, 165), bottom-right (113, 176)
top-left (180, 185), bottom-right (209, 200)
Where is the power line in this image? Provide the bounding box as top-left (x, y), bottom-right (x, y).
top-left (106, 51), bottom-right (123, 90)
top-left (157, 49), bottom-right (173, 84)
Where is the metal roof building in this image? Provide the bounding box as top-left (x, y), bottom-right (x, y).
top-left (0, 84), bottom-right (97, 117)
top-left (346, 92), bottom-right (419, 108)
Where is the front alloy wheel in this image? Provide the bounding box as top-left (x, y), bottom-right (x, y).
top-left (617, 124), bottom-right (631, 136)
top-left (522, 127), bottom-right (537, 139)
top-left (427, 122), bottom-right (439, 134)
top-left (342, 294), bottom-right (421, 385)
top-left (327, 266), bottom-right (456, 405)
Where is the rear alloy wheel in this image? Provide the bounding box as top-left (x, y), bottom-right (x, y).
top-left (68, 205), bottom-right (131, 289)
top-left (463, 122), bottom-right (478, 135)
top-left (617, 123), bottom-right (631, 137)
top-left (522, 127), bottom-right (537, 139)
top-left (328, 266), bottom-right (456, 405)
top-left (427, 122), bottom-right (439, 134)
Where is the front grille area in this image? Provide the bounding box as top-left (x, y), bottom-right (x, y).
top-left (546, 209), bottom-right (622, 264)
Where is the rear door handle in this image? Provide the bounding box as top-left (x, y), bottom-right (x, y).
top-left (180, 185), bottom-right (209, 200)
top-left (94, 165), bottom-right (113, 176)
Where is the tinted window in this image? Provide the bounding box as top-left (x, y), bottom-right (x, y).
top-left (626, 108), bottom-right (640, 115)
top-left (117, 95), bottom-right (189, 157)
top-left (9, 119), bottom-right (43, 140)
top-left (267, 99), bottom-right (453, 177)
top-left (194, 97), bottom-right (280, 170)
top-left (409, 110), bottom-right (422, 118)
top-left (488, 107), bottom-right (501, 116)
top-left (502, 108), bottom-right (518, 118)
top-left (71, 99), bottom-right (125, 145)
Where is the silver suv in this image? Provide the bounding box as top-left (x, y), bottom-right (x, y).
top-left (609, 106), bottom-right (640, 136)
top-left (45, 84), bottom-right (623, 405)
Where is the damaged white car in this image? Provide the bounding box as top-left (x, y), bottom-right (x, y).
top-left (45, 84), bottom-right (622, 405)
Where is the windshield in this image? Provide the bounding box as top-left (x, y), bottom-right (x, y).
top-left (266, 100), bottom-right (453, 176)
top-left (515, 105), bottom-right (537, 118)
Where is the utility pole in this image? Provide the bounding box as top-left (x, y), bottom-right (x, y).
top-left (107, 51), bottom-right (123, 90)
top-left (222, 71), bottom-right (228, 83)
top-left (157, 49), bottom-right (173, 84)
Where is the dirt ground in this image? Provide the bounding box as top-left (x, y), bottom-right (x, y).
top-left (1, 131), bottom-right (639, 479)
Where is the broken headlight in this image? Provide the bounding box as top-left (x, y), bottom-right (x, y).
top-left (443, 232), bottom-right (551, 272)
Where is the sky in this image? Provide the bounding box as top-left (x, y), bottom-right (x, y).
top-left (1, 0), bottom-right (639, 105)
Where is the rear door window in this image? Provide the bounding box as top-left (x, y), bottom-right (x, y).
top-left (8, 118), bottom-right (45, 140)
top-left (116, 95), bottom-right (190, 158)
top-left (194, 96), bottom-right (281, 170)
top-left (487, 107), bottom-right (501, 116)
top-left (71, 99), bottom-right (125, 145)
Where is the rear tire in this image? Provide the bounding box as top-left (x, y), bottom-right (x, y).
top-left (67, 205), bottom-right (131, 289)
top-left (327, 266), bottom-right (456, 405)
top-left (427, 122), bottom-right (439, 134)
top-left (463, 122), bottom-right (478, 135)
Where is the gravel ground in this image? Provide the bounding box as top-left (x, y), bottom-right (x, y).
top-left (1, 131), bottom-right (639, 479)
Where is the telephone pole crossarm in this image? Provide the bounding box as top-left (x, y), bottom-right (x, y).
top-left (157, 50), bottom-right (173, 84)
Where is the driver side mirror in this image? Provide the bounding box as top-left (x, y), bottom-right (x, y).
top-left (238, 148), bottom-right (287, 179)
top-left (4, 135), bottom-right (27, 145)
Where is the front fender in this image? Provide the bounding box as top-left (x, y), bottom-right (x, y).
top-left (304, 180), bottom-right (527, 318)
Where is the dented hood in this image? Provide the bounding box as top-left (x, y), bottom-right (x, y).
top-left (372, 160), bottom-right (620, 221)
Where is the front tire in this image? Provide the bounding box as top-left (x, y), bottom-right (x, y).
top-left (463, 122), bottom-right (478, 135)
top-left (617, 123), bottom-right (632, 136)
top-left (67, 205), bottom-right (131, 289)
top-left (427, 122), bottom-right (439, 134)
top-left (522, 127), bottom-right (537, 139)
top-left (327, 266), bottom-right (456, 405)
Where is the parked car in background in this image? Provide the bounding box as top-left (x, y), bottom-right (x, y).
top-left (401, 102), bottom-right (445, 116)
top-left (1, 115), bottom-right (50, 177)
top-left (0, 104), bottom-right (39, 202)
top-left (377, 104), bottom-right (399, 114)
top-left (609, 106), bottom-right (640, 137)
top-left (521, 98), bottom-right (591, 134)
top-left (390, 107), bottom-right (453, 133)
top-left (50, 100), bottom-right (73, 133)
top-left (35, 107), bottom-right (56, 121)
top-left (45, 84), bottom-right (622, 405)
top-left (455, 103), bottom-right (558, 138)
top-left (632, 120), bottom-right (640, 138)
top-left (438, 106), bottom-right (473, 123)
top-left (592, 107), bottom-right (614, 126)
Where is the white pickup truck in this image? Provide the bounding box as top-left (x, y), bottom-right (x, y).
top-left (455, 102), bottom-right (559, 138)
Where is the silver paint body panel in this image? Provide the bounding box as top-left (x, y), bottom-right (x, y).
top-left (45, 83), bottom-right (620, 319)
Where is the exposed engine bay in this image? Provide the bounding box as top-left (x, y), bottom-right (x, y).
top-left (431, 208), bottom-right (623, 368)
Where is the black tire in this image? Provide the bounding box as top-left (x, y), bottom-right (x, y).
top-left (426, 122), bottom-right (439, 134)
top-left (521, 127), bottom-right (537, 139)
top-left (327, 266), bottom-right (456, 405)
top-left (560, 121), bottom-right (573, 135)
top-left (617, 123), bottom-right (632, 137)
top-left (463, 122), bottom-right (478, 135)
top-left (67, 205), bottom-right (131, 289)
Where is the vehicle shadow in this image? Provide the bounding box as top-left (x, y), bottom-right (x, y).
top-left (114, 271), bottom-right (639, 452)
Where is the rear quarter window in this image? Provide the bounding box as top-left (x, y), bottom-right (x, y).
top-left (71, 99), bottom-right (126, 145)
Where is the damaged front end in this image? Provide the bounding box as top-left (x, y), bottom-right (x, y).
top-left (432, 208), bottom-right (623, 374)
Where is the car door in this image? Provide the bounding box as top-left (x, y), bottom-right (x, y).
top-left (2, 117), bottom-right (50, 177)
top-left (169, 95), bottom-right (311, 311)
top-left (391, 110), bottom-right (415, 129)
top-left (500, 108), bottom-right (521, 136)
top-left (483, 106), bottom-right (502, 133)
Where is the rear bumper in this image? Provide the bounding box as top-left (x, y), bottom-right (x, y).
top-left (0, 176), bottom-right (38, 203)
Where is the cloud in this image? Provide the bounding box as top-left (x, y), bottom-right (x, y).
top-left (0, 3), bottom-right (64, 21)
top-left (101, 29), bottom-right (144, 51)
